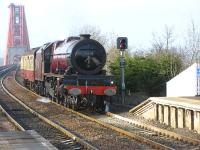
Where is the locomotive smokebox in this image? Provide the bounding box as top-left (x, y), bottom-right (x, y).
top-left (80, 34), bottom-right (91, 40)
top-left (51, 34), bottom-right (106, 75)
top-left (70, 37), bottom-right (106, 75)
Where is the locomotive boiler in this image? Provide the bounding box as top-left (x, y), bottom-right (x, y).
top-left (21, 34), bottom-right (116, 111)
top-left (51, 34), bottom-right (106, 75)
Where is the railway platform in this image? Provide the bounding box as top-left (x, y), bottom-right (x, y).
top-left (0, 130), bottom-right (57, 150)
top-left (129, 96), bottom-right (200, 133)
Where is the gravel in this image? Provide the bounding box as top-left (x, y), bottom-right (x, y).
top-left (5, 71), bottom-right (154, 150)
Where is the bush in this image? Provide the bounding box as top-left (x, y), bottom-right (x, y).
top-left (109, 50), bottom-right (183, 96)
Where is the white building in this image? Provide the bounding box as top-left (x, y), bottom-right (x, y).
top-left (166, 63), bottom-right (200, 97)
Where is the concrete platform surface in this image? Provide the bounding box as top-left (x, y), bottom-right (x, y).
top-left (150, 97), bottom-right (200, 111)
top-left (130, 96), bottom-right (200, 133)
top-left (0, 130), bottom-right (57, 150)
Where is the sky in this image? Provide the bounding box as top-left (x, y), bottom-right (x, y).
top-left (0, 0), bottom-right (200, 57)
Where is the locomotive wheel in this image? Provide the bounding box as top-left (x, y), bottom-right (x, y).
top-left (77, 96), bottom-right (81, 110)
top-left (89, 95), bottom-right (96, 113)
top-left (71, 104), bottom-right (76, 110)
top-left (66, 102), bottom-right (70, 108)
top-left (64, 96), bottom-right (67, 107)
top-left (39, 86), bottom-right (43, 96)
top-left (65, 96), bottom-right (71, 108)
top-left (60, 97), bottom-right (64, 105)
top-left (58, 95), bottom-right (64, 105)
top-left (32, 83), bottom-right (36, 92)
top-left (71, 96), bottom-right (78, 111)
top-left (64, 99), bottom-right (70, 108)
top-left (41, 87), bottom-right (45, 96)
top-left (55, 94), bottom-right (59, 103)
top-left (96, 96), bottom-right (105, 112)
top-left (29, 83), bottom-right (32, 90)
top-left (52, 96), bottom-right (56, 102)
top-left (23, 79), bottom-right (28, 87)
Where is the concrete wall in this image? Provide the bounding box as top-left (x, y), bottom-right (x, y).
top-left (130, 98), bottom-right (200, 133)
top-left (163, 105), bottom-right (170, 125)
top-left (142, 103), bottom-right (156, 120)
top-left (185, 110), bottom-right (193, 130)
top-left (194, 111), bottom-right (200, 133)
top-left (167, 63), bottom-right (197, 97)
top-left (170, 106), bottom-right (177, 128)
top-left (177, 108), bottom-right (184, 128)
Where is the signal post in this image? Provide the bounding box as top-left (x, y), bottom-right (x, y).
top-left (117, 37), bottom-right (128, 104)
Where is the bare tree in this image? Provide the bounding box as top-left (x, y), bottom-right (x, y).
top-left (70, 25), bottom-right (108, 48)
top-left (164, 25), bottom-right (174, 50)
top-left (151, 32), bottom-right (164, 52)
top-left (151, 25), bottom-right (183, 78)
top-left (184, 20), bottom-right (200, 65)
top-left (151, 25), bottom-right (174, 52)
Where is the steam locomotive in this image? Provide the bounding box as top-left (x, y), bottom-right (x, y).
top-left (20, 34), bottom-right (116, 111)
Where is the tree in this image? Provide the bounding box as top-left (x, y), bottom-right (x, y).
top-left (184, 20), bottom-right (200, 65)
top-left (70, 25), bottom-right (108, 48)
top-left (151, 25), bottom-right (183, 79)
top-left (151, 50), bottom-right (183, 80)
top-left (151, 25), bottom-right (174, 52)
top-left (109, 49), bottom-right (183, 96)
top-left (164, 25), bottom-right (174, 50)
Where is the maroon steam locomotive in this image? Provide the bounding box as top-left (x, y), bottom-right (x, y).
top-left (21, 34), bottom-right (116, 111)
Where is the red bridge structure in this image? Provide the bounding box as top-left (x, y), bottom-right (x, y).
top-left (4, 3), bottom-right (30, 65)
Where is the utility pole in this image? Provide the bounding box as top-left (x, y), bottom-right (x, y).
top-left (117, 37), bottom-right (128, 104)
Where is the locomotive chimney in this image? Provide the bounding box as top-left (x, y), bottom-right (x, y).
top-left (80, 34), bottom-right (91, 40)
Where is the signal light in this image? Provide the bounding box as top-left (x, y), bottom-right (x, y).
top-left (120, 39), bottom-right (126, 49)
top-left (117, 37), bottom-right (128, 50)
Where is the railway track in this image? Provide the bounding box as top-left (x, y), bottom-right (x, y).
top-left (110, 104), bottom-right (200, 142)
top-left (48, 84), bottom-right (200, 148)
top-left (89, 112), bottom-right (200, 150)
top-left (6, 69), bottom-right (165, 149)
top-left (0, 68), bottom-right (84, 150)
top-left (12, 68), bottom-right (195, 150)
top-left (106, 112), bottom-right (200, 144)
top-left (79, 102), bottom-right (200, 149)
top-left (0, 65), bottom-right (24, 132)
top-left (6, 68), bottom-right (200, 149)
top-left (0, 105), bottom-right (21, 132)
top-left (79, 104), bottom-right (200, 149)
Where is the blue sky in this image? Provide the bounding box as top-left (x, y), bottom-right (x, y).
top-left (0, 0), bottom-right (199, 56)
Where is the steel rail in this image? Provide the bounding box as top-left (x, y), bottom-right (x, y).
top-left (2, 70), bottom-right (98, 150)
top-left (14, 71), bottom-right (174, 150)
top-left (0, 105), bottom-right (25, 131)
top-left (106, 112), bottom-right (200, 145)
